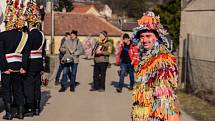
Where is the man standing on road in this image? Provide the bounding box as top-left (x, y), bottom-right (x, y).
top-left (90, 31), bottom-right (112, 92)
top-left (0, 22), bottom-right (30, 120)
top-left (115, 33), bottom-right (138, 93)
top-left (23, 20), bottom-right (46, 116)
top-left (131, 11), bottom-right (180, 121)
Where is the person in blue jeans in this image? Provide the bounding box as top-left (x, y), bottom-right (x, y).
top-left (115, 33), bottom-right (136, 93)
top-left (60, 62), bottom-right (78, 91)
top-left (58, 30), bottom-right (83, 92)
top-left (55, 32), bottom-right (70, 85)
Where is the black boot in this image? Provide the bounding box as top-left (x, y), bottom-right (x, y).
top-left (3, 103), bottom-right (13, 120)
top-left (14, 105), bottom-right (24, 119)
top-left (24, 104), bottom-right (34, 117)
top-left (58, 85), bottom-right (66, 92)
top-left (70, 85), bottom-right (75, 92)
top-left (34, 100), bottom-right (40, 116)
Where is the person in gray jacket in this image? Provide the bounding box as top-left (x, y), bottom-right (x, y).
top-left (59, 30), bottom-right (83, 92)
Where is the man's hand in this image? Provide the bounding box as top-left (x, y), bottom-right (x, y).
top-left (96, 50), bottom-right (102, 54)
top-left (3, 69), bottom-right (12, 74)
top-left (20, 68), bottom-right (26, 74)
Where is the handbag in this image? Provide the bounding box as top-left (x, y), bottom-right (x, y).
top-left (61, 39), bottom-right (79, 64)
top-left (61, 52), bottom-right (74, 64)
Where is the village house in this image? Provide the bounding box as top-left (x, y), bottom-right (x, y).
top-left (43, 12), bottom-right (123, 54)
top-left (72, 3), bottom-right (100, 16)
top-left (179, 0), bottom-right (215, 102)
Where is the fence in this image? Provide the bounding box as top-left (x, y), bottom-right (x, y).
top-left (179, 34), bottom-right (215, 104)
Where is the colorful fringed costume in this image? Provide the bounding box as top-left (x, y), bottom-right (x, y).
top-left (131, 11), bottom-right (180, 121)
top-left (131, 43), bottom-right (179, 121)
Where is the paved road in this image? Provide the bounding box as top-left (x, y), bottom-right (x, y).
top-left (0, 57), bottom-right (197, 121)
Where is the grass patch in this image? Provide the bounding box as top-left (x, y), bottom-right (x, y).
top-left (178, 91), bottom-right (215, 121)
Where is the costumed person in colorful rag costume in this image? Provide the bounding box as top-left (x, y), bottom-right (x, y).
top-left (131, 11), bottom-right (180, 121)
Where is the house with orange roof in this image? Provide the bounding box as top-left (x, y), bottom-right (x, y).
top-left (71, 3), bottom-right (100, 16)
top-left (43, 12), bottom-right (123, 54)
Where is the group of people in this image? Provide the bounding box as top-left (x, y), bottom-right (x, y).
top-left (0, 20), bottom-right (45, 120)
top-left (0, 0), bottom-right (180, 120)
top-left (0, 0), bottom-right (46, 120)
top-left (54, 11), bottom-right (180, 121)
top-left (55, 30), bottom-right (115, 92)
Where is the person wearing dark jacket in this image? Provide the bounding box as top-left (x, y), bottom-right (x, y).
top-left (23, 23), bottom-right (46, 116)
top-left (55, 32), bottom-right (70, 85)
top-left (115, 33), bottom-right (137, 93)
top-left (0, 28), bottom-right (30, 120)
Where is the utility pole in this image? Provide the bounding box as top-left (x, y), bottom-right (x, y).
top-left (51, 0), bottom-right (55, 54)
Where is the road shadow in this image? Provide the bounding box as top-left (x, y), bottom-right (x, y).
top-left (40, 90), bottom-right (51, 113)
top-left (0, 83), bottom-right (4, 113)
top-left (0, 98), bottom-right (4, 113)
top-left (0, 87), bottom-right (51, 114)
top-left (110, 81), bottom-right (129, 89)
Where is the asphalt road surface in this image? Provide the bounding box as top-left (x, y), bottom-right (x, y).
top-left (0, 57), bottom-right (197, 121)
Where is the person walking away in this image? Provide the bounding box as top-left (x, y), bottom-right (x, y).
top-left (23, 21), bottom-right (46, 116)
top-left (0, 23), bottom-right (30, 120)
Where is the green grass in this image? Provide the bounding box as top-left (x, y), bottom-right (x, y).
top-left (178, 91), bottom-right (215, 121)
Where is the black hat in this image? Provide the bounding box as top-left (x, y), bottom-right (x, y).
top-left (136, 29), bottom-right (159, 39)
top-left (100, 30), bottom-right (108, 37)
top-left (71, 30), bottom-right (78, 36)
top-left (122, 33), bottom-right (130, 39)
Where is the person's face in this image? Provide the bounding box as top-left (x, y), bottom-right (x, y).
top-left (140, 32), bottom-right (157, 49)
top-left (71, 33), bottom-right (76, 40)
top-left (123, 38), bottom-right (130, 45)
top-left (65, 35), bottom-right (70, 40)
top-left (99, 33), bottom-right (105, 41)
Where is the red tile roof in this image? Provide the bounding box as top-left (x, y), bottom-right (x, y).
top-left (72, 4), bottom-right (93, 13)
top-left (43, 13), bottom-right (123, 36)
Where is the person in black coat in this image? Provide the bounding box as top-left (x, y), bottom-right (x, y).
top-left (23, 23), bottom-right (46, 116)
top-left (0, 28), bottom-right (30, 120)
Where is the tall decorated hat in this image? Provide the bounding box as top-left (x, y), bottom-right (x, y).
top-left (15, 0), bottom-right (26, 29)
top-left (4, 0), bottom-right (17, 30)
top-left (4, 0), bottom-right (42, 30)
top-left (4, 0), bottom-right (27, 30)
top-left (131, 11), bottom-right (172, 50)
top-left (25, 0), bottom-right (41, 26)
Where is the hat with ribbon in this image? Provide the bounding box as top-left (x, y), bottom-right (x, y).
top-left (131, 11), bottom-right (168, 45)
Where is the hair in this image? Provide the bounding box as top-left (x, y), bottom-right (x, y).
top-left (137, 29), bottom-right (159, 39)
top-left (100, 30), bottom-right (108, 37)
top-left (122, 33), bottom-right (130, 39)
top-left (65, 32), bottom-right (70, 36)
top-left (71, 30), bottom-right (78, 36)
